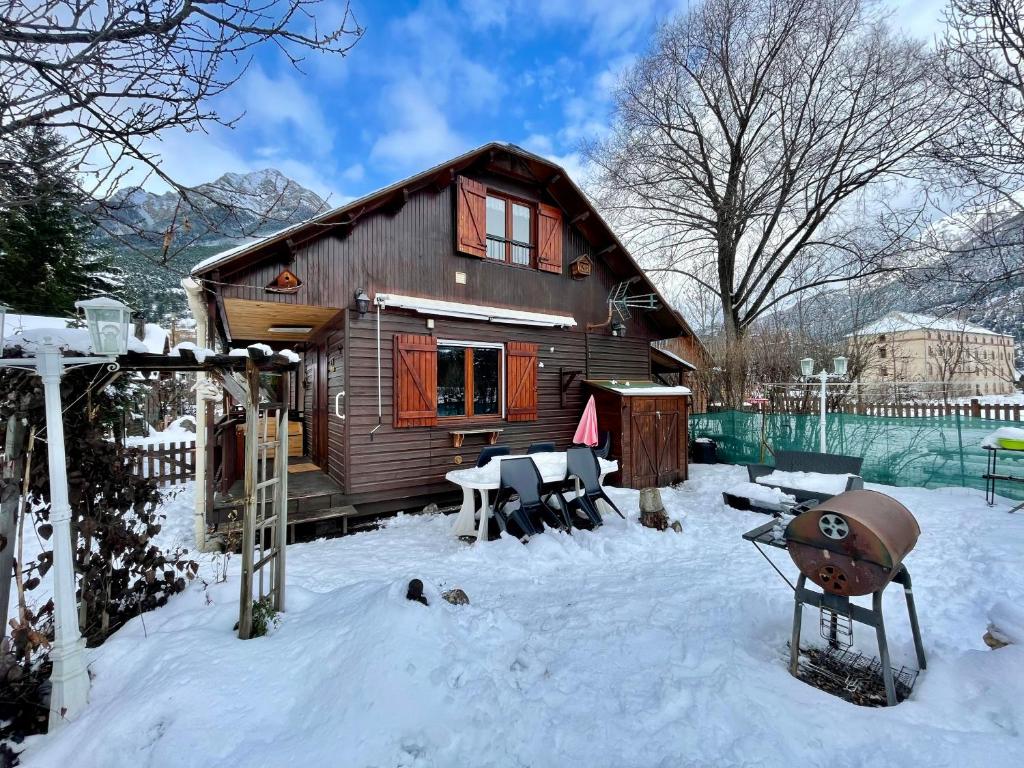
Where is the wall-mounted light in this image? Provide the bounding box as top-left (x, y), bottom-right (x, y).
top-left (355, 289), bottom-right (371, 317)
top-left (268, 325), bottom-right (313, 334)
top-left (611, 320), bottom-right (626, 337)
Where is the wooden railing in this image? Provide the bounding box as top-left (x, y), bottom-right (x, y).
top-left (763, 397), bottom-right (1024, 421)
top-left (130, 441), bottom-right (196, 487)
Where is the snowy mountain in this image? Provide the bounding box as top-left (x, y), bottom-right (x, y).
top-left (98, 169), bottom-right (327, 245)
top-left (93, 170), bottom-right (327, 321)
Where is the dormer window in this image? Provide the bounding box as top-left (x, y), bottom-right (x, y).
top-left (486, 192), bottom-right (534, 266)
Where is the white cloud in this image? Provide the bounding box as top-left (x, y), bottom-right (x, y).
top-left (233, 66), bottom-right (334, 155)
top-left (370, 81), bottom-right (468, 168)
top-left (341, 163), bottom-right (365, 182)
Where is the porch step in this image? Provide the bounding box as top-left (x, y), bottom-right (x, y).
top-left (286, 504), bottom-right (366, 540)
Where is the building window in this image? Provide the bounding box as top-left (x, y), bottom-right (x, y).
top-left (437, 342), bottom-right (503, 418)
top-left (878, 346), bottom-right (887, 359)
top-left (879, 366), bottom-right (888, 377)
top-left (486, 193), bottom-right (534, 266)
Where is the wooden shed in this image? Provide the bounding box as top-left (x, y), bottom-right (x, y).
top-left (584, 380), bottom-right (690, 489)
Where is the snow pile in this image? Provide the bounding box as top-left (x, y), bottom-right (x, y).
top-left (982, 426), bottom-right (1024, 448)
top-left (170, 341), bottom-right (216, 363)
top-left (988, 601), bottom-right (1024, 645)
top-left (725, 481), bottom-right (797, 507)
top-left (756, 470), bottom-right (854, 495)
top-left (124, 418), bottom-right (196, 448)
top-left (14, 468), bottom-right (1024, 767)
top-left (228, 343), bottom-right (274, 357)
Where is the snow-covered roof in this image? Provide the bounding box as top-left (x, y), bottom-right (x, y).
top-left (140, 323), bottom-right (169, 354)
top-left (849, 311), bottom-right (1009, 338)
top-left (3, 327), bottom-right (148, 355)
top-left (586, 380), bottom-right (692, 396)
top-left (375, 293), bottom-right (577, 328)
top-left (650, 343), bottom-right (696, 370)
top-left (2, 312), bottom-right (75, 333)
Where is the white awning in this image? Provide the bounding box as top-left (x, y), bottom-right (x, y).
top-left (374, 293), bottom-right (577, 328)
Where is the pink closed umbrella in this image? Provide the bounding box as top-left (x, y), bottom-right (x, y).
top-left (573, 395), bottom-right (599, 447)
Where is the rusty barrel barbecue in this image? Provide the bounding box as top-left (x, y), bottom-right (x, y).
top-left (784, 490), bottom-right (920, 597)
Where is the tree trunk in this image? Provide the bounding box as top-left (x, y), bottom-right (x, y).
top-left (0, 412), bottom-right (27, 646)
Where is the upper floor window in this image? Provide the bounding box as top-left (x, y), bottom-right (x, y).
top-left (486, 193), bottom-right (533, 266)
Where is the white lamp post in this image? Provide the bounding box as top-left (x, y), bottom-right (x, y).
top-left (800, 356), bottom-right (848, 454)
top-left (0, 297), bottom-right (131, 729)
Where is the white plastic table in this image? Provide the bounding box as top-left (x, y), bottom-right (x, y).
top-left (446, 452), bottom-right (618, 541)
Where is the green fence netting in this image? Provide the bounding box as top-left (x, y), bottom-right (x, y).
top-left (689, 410), bottom-right (1024, 501)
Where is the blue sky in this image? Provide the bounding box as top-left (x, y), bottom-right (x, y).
top-left (145, 0), bottom-right (950, 204)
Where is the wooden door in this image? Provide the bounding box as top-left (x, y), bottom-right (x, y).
top-left (655, 397), bottom-right (680, 486)
top-left (325, 329), bottom-right (346, 486)
top-left (312, 344), bottom-right (328, 467)
top-left (630, 398), bottom-right (659, 488)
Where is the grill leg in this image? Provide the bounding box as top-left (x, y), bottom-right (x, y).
top-left (900, 569), bottom-right (927, 670)
top-left (873, 589), bottom-right (898, 706)
top-left (789, 574), bottom-right (806, 677)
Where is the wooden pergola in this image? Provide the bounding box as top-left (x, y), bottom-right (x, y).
top-left (118, 347), bottom-right (298, 638)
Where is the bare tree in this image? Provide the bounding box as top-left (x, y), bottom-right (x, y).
top-left (586, 0), bottom-right (954, 402)
top-left (913, 1), bottom-right (1024, 300)
top-left (0, 1), bottom-right (363, 260)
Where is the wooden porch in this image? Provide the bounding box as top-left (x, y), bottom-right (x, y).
top-left (211, 456), bottom-right (361, 538)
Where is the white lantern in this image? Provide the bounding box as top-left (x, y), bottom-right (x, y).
top-left (0, 302), bottom-right (8, 357)
top-left (833, 356), bottom-right (848, 377)
top-left (75, 296), bottom-right (133, 356)
top-left (799, 357), bottom-right (814, 377)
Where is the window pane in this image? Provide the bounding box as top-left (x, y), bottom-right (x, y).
top-left (512, 203), bottom-right (530, 242)
top-left (473, 348), bottom-right (500, 415)
top-left (437, 346), bottom-right (466, 417)
top-left (486, 196), bottom-right (506, 238)
top-left (486, 238), bottom-right (505, 260)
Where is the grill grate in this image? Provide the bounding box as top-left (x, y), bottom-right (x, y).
top-left (794, 645), bottom-right (919, 707)
top-left (819, 606), bottom-right (854, 649)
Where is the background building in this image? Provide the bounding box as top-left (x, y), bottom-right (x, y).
top-left (847, 311), bottom-right (1018, 400)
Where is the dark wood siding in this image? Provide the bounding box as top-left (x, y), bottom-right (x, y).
top-left (586, 334), bottom-right (651, 380)
top-left (216, 176), bottom-right (663, 342)
top-left (345, 310), bottom-right (593, 499)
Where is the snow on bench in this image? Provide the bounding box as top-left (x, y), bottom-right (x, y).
top-left (754, 470), bottom-right (854, 496)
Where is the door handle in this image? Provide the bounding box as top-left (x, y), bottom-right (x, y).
top-left (335, 391), bottom-right (345, 419)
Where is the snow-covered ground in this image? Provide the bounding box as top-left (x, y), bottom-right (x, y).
top-left (15, 466), bottom-right (1024, 768)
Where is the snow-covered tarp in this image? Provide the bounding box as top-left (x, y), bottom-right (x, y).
top-left (724, 481), bottom-right (797, 507)
top-left (13, 467), bottom-right (1024, 767)
top-left (755, 470), bottom-right (854, 495)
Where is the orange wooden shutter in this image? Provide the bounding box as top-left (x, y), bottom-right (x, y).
top-left (506, 341), bottom-right (538, 422)
top-left (537, 203), bottom-right (563, 273)
top-left (456, 176), bottom-right (487, 258)
top-left (393, 334), bottom-right (438, 427)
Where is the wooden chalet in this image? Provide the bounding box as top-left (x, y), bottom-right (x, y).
top-left (189, 143), bottom-right (701, 536)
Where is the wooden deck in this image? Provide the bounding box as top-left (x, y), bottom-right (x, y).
top-left (212, 456), bottom-right (357, 537)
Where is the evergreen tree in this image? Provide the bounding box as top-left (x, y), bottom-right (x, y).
top-left (0, 127), bottom-right (120, 315)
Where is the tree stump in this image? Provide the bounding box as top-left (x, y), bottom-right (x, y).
top-left (442, 588), bottom-right (470, 606)
top-left (639, 488), bottom-right (669, 531)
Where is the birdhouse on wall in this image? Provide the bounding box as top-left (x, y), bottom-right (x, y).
top-left (265, 268), bottom-right (303, 294)
top-left (570, 255), bottom-right (593, 280)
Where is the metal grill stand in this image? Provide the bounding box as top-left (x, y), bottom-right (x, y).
top-left (744, 519), bottom-right (927, 706)
top-left (789, 566), bottom-right (926, 706)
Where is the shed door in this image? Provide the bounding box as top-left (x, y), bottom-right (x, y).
top-left (655, 397), bottom-right (680, 486)
top-left (630, 399), bottom-right (659, 488)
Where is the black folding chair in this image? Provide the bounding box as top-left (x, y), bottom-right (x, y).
top-left (476, 444), bottom-right (510, 467)
top-left (492, 457), bottom-right (571, 539)
top-left (527, 441), bottom-right (556, 454)
top-left (564, 446), bottom-right (625, 527)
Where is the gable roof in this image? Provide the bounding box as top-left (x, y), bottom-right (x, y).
top-left (849, 311), bottom-right (1009, 338)
top-left (190, 142), bottom-right (695, 339)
